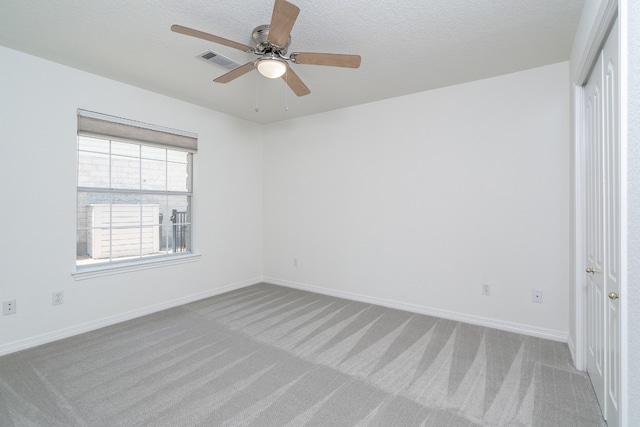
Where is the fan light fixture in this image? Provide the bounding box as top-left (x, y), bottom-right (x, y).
top-left (256, 56), bottom-right (287, 78)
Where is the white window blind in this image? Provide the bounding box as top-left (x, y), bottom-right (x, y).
top-left (77, 109), bottom-right (198, 152)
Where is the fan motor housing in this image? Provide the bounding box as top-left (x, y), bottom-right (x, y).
top-left (252, 25), bottom-right (291, 54)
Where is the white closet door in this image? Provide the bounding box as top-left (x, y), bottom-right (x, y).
top-left (602, 18), bottom-right (620, 427)
top-left (584, 19), bottom-right (620, 426)
top-left (584, 46), bottom-right (606, 414)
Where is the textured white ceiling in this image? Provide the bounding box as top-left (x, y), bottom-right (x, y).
top-left (0, 0), bottom-right (584, 124)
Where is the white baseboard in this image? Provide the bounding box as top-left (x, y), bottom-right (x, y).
top-left (0, 277), bottom-right (263, 357)
top-left (264, 277), bottom-right (568, 343)
top-left (567, 334), bottom-right (581, 369)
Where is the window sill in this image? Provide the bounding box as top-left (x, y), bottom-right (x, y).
top-left (72, 253), bottom-right (201, 280)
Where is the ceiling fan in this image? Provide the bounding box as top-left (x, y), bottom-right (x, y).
top-left (171, 0), bottom-right (361, 97)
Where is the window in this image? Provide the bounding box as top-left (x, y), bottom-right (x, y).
top-left (76, 110), bottom-right (197, 271)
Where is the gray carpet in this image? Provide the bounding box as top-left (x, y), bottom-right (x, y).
top-left (0, 283), bottom-right (605, 426)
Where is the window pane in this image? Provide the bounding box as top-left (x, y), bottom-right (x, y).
top-left (168, 160), bottom-right (190, 192)
top-left (111, 203), bottom-right (143, 228)
top-left (78, 151), bottom-right (109, 188)
top-left (140, 194), bottom-right (190, 254)
top-left (84, 227), bottom-right (111, 264)
top-left (110, 227), bottom-right (141, 259)
top-left (142, 159), bottom-right (166, 191)
top-left (141, 145), bottom-right (166, 161)
top-left (111, 155), bottom-right (140, 189)
top-left (171, 224), bottom-right (190, 253)
top-left (77, 191), bottom-right (92, 259)
top-left (111, 141), bottom-right (139, 158)
top-left (78, 136), bottom-right (109, 154)
top-left (79, 194), bottom-right (162, 262)
top-left (168, 195), bottom-right (190, 222)
top-left (77, 193), bottom-right (114, 265)
top-left (167, 149), bottom-right (188, 163)
top-left (169, 195), bottom-right (190, 253)
top-left (77, 191), bottom-right (113, 264)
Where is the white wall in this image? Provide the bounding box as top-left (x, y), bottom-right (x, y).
top-left (0, 46), bottom-right (264, 353)
top-left (263, 62), bottom-right (570, 338)
top-left (0, 45), bottom-right (572, 353)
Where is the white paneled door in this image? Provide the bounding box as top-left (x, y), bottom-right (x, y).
top-left (602, 17), bottom-right (620, 427)
top-left (584, 19), bottom-right (620, 427)
top-left (585, 37), bottom-right (605, 415)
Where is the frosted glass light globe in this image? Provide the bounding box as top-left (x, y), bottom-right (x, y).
top-left (256, 58), bottom-right (287, 79)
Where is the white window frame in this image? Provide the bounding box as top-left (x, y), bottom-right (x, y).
top-left (73, 110), bottom-right (199, 279)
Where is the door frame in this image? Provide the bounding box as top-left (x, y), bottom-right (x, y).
top-left (571, 0), bottom-right (627, 425)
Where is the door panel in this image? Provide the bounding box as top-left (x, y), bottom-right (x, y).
top-left (584, 49), bottom-right (605, 413)
top-left (603, 19), bottom-right (620, 427)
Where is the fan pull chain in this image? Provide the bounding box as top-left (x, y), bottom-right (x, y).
top-left (255, 73), bottom-right (260, 113)
top-left (284, 69), bottom-right (289, 112)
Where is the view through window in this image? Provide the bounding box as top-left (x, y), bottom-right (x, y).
top-left (76, 135), bottom-right (193, 267)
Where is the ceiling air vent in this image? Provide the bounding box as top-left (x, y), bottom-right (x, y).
top-left (197, 50), bottom-right (241, 70)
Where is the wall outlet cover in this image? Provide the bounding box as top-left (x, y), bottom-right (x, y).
top-left (532, 289), bottom-right (543, 303)
top-left (3, 300), bottom-right (16, 315)
top-left (53, 291), bottom-right (64, 305)
top-left (482, 283), bottom-right (491, 296)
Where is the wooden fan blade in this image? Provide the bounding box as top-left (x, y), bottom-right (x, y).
top-left (171, 24), bottom-right (254, 53)
top-left (281, 67), bottom-right (310, 96)
top-left (268, 0), bottom-right (300, 48)
top-left (214, 62), bottom-right (255, 83)
top-left (291, 52), bottom-right (361, 68)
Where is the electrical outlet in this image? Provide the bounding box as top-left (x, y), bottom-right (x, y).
top-left (3, 300), bottom-right (16, 315)
top-left (53, 291), bottom-right (64, 305)
top-left (482, 283), bottom-right (491, 296)
top-left (532, 289), bottom-right (543, 303)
